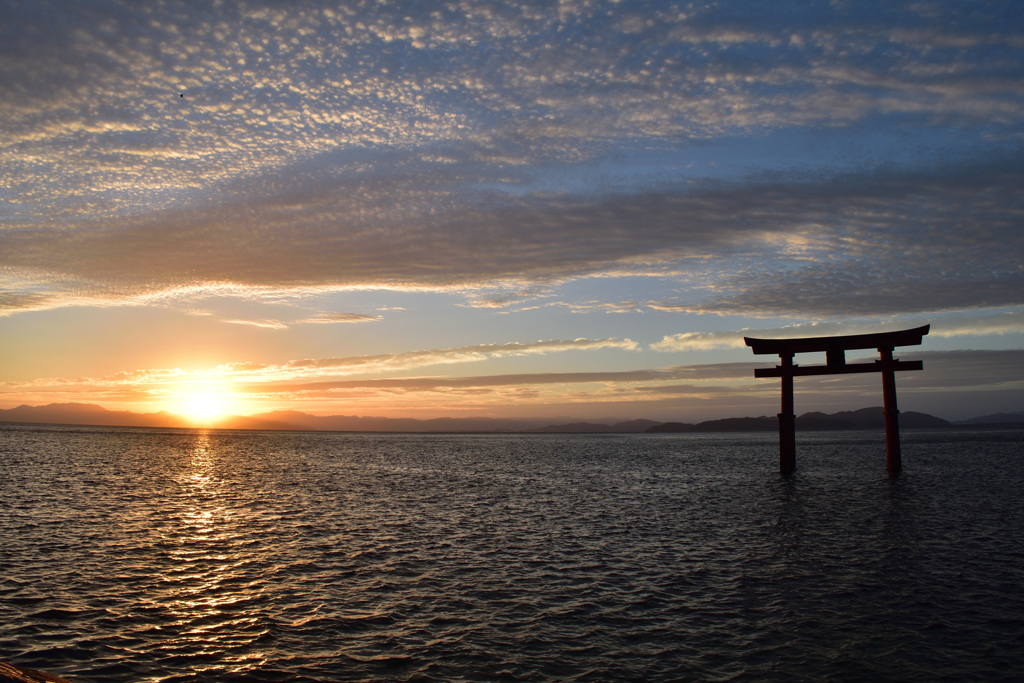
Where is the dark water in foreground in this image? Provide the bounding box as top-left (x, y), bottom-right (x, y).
top-left (2, 425), bottom-right (1023, 682)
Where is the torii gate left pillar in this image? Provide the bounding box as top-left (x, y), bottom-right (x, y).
top-left (745, 325), bottom-right (929, 476)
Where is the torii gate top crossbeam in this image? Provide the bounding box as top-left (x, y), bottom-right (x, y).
top-left (744, 325), bottom-right (930, 356)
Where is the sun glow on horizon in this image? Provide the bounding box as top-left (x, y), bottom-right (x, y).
top-left (172, 388), bottom-right (235, 425)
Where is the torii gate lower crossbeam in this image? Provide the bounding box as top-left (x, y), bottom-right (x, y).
top-left (744, 325), bottom-right (929, 475)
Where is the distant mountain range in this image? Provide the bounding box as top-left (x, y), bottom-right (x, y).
top-left (646, 407), bottom-right (953, 432)
top-left (958, 412), bottom-right (1024, 425)
top-left (1, 402), bottom-right (1022, 433)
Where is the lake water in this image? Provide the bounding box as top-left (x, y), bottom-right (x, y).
top-left (2, 424), bottom-right (1023, 682)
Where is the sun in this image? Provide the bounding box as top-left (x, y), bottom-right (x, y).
top-left (177, 392), bottom-right (231, 425)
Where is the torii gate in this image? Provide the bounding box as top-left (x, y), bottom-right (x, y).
top-left (744, 325), bottom-right (929, 475)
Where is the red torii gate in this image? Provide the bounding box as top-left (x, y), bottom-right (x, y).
top-left (744, 325), bottom-right (929, 475)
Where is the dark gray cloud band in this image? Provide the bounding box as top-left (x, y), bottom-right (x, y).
top-left (3, 156), bottom-right (1021, 317)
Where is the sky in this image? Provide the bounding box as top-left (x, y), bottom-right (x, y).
top-left (2, 0), bottom-right (1023, 425)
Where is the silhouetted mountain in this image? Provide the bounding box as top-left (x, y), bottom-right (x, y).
top-left (690, 416), bottom-right (778, 432)
top-left (529, 422), bottom-right (613, 433)
top-left (0, 403), bottom-right (967, 434)
top-left (793, 412), bottom-right (858, 430)
top-left (0, 403), bottom-right (180, 428)
top-left (957, 412), bottom-right (1024, 425)
top-left (205, 415), bottom-right (306, 431)
top-left (612, 419), bottom-right (663, 432)
top-left (527, 419), bottom-right (660, 433)
top-left (820, 407), bottom-right (951, 429)
top-left (646, 422), bottom-right (694, 433)
top-left (646, 407), bottom-right (951, 433)
top-left (0, 403), bottom-right (300, 431)
top-left (250, 410), bottom-right (553, 432)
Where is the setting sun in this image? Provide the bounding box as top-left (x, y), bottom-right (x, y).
top-left (176, 391), bottom-right (232, 425)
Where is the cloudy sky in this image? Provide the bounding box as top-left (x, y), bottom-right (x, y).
top-left (2, 0), bottom-right (1023, 423)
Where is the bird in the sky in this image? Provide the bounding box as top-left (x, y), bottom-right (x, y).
top-left (179, 93), bottom-right (184, 98)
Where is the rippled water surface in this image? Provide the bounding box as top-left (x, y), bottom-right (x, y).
top-left (2, 424), bottom-right (1023, 681)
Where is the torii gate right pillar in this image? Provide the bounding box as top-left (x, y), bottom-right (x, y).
top-left (879, 347), bottom-right (901, 475)
top-left (779, 353), bottom-right (796, 475)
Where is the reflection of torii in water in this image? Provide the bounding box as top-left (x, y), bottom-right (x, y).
top-left (745, 325), bottom-right (929, 476)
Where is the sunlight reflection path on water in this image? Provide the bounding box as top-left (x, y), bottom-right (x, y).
top-left (119, 432), bottom-right (275, 680)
